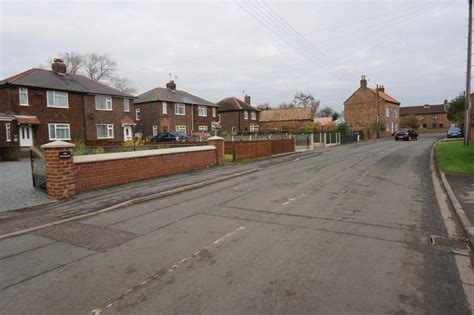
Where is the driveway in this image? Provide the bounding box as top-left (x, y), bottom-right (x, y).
top-left (0, 160), bottom-right (50, 213)
top-left (0, 135), bottom-right (471, 314)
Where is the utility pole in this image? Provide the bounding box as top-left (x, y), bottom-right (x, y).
top-left (465, 0), bottom-right (472, 146)
top-left (376, 84), bottom-right (380, 139)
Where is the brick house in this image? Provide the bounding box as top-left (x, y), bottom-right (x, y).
top-left (134, 80), bottom-right (219, 137)
top-left (344, 75), bottom-right (400, 138)
top-left (259, 107), bottom-right (313, 132)
top-left (216, 95), bottom-right (260, 133)
top-left (0, 59), bottom-right (135, 148)
top-left (399, 100), bottom-right (453, 129)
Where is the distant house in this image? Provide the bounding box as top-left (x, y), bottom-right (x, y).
top-left (399, 100), bottom-right (453, 129)
top-left (313, 117), bottom-right (334, 127)
top-left (344, 75), bottom-right (400, 139)
top-left (0, 58), bottom-right (135, 148)
top-left (217, 95), bottom-right (260, 133)
top-left (259, 107), bottom-right (313, 132)
top-left (134, 80), bottom-right (219, 137)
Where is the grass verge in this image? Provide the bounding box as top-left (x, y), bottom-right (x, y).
top-left (435, 140), bottom-right (474, 175)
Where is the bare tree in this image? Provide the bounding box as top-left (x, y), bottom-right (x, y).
top-left (318, 106), bottom-right (334, 117)
top-left (83, 53), bottom-right (117, 81)
top-left (278, 102), bottom-right (295, 109)
top-left (111, 76), bottom-right (137, 94)
top-left (256, 103), bottom-right (271, 110)
top-left (292, 92), bottom-right (319, 110)
top-left (59, 52), bottom-right (84, 74)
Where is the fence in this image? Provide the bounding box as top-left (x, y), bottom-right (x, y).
top-left (0, 147), bottom-right (31, 161)
top-left (225, 138), bottom-right (295, 162)
top-left (73, 142), bottom-right (209, 156)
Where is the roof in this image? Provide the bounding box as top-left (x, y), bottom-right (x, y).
top-left (135, 86), bottom-right (217, 107)
top-left (313, 117), bottom-right (334, 126)
top-left (217, 97), bottom-right (259, 112)
top-left (400, 104), bottom-right (448, 116)
top-left (260, 107), bottom-right (313, 122)
top-left (0, 68), bottom-right (134, 98)
top-left (15, 115), bottom-right (40, 125)
top-left (367, 88), bottom-right (400, 104)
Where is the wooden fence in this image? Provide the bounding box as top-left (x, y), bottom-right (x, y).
top-left (225, 138), bottom-right (295, 162)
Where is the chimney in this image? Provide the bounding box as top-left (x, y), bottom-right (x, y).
top-left (244, 95), bottom-right (251, 105)
top-left (423, 104), bottom-right (430, 109)
top-left (360, 75), bottom-right (367, 88)
top-left (51, 58), bottom-right (66, 74)
top-left (379, 85), bottom-right (385, 93)
top-left (166, 80), bottom-right (176, 90)
top-left (444, 99), bottom-right (448, 105)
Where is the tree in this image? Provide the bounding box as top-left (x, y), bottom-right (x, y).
top-left (318, 106), bottom-right (334, 117)
top-left (57, 52), bottom-right (84, 74)
top-left (298, 122), bottom-right (321, 133)
top-left (292, 92), bottom-right (320, 114)
top-left (447, 93), bottom-right (466, 123)
top-left (83, 53), bottom-right (117, 81)
top-left (111, 76), bottom-right (137, 94)
top-left (256, 103), bottom-right (271, 110)
top-left (332, 111), bottom-right (340, 121)
top-left (278, 102), bottom-right (295, 109)
top-left (400, 116), bottom-right (420, 129)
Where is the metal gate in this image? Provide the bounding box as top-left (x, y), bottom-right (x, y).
top-left (294, 134), bottom-right (311, 149)
top-left (30, 147), bottom-right (47, 192)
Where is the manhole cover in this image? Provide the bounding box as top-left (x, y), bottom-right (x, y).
top-left (430, 235), bottom-right (470, 251)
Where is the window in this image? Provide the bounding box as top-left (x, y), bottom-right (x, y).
top-left (152, 125), bottom-right (158, 136)
top-left (48, 123), bottom-right (70, 140)
top-left (176, 125), bottom-right (186, 133)
top-left (135, 108), bottom-right (140, 121)
top-left (385, 123), bottom-right (390, 131)
top-left (47, 91), bottom-right (68, 108)
top-left (162, 102), bottom-right (167, 114)
top-left (96, 124), bottom-right (114, 139)
top-left (19, 88), bottom-right (28, 106)
top-left (432, 114), bottom-right (438, 120)
top-left (250, 124), bottom-right (259, 132)
top-left (198, 125), bottom-right (208, 131)
top-left (386, 108), bottom-right (390, 118)
top-left (251, 111), bottom-right (256, 120)
top-left (96, 95), bottom-right (113, 110)
top-left (123, 98), bottom-right (130, 112)
top-left (198, 106), bottom-right (207, 117)
top-left (5, 123), bottom-right (11, 142)
top-left (244, 111), bottom-right (249, 120)
top-left (394, 110), bottom-right (398, 118)
top-left (175, 103), bottom-right (185, 115)
top-left (212, 107), bottom-right (216, 118)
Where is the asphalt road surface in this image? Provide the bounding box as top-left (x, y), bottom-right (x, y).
top-left (0, 134), bottom-right (471, 314)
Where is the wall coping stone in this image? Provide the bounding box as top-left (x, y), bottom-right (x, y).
top-left (208, 136), bottom-right (224, 141)
top-left (74, 145), bottom-right (216, 164)
top-left (41, 140), bottom-right (76, 149)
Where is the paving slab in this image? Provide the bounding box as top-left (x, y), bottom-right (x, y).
top-left (446, 174), bottom-right (474, 224)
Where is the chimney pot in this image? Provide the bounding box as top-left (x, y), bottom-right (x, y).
top-left (51, 58), bottom-right (67, 74)
top-left (166, 80), bottom-right (176, 90)
top-left (360, 75), bottom-right (367, 88)
top-left (244, 95), bottom-right (251, 105)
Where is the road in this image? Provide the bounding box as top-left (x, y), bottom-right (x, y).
top-left (0, 134), bottom-right (471, 314)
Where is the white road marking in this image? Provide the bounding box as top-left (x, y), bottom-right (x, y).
top-left (214, 226), bottom-right (246, 244)
top-left (282, 198), bottom-right (296, 205)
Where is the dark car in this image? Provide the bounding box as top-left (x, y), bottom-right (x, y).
top-left (447, 127), bottom-right (463, 138)
top-left (151, 131), bottom-right (188, 142)
top-left (394, 128), bottom-right (418, 141)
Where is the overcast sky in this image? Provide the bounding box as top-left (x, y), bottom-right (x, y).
top-left (0, 0), bottom-right (467, 111)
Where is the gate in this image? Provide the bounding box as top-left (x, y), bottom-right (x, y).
top-left (30, 147), bottom-right (47, 192)
top-left (294, 134), bottom-right (311, 149)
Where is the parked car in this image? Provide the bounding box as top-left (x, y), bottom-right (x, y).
top-left (190, 132), bottom-right (212, 142)
top-left (394, 128), bottom-right (418, 141)
top-left (447, 127), bottom-right (463, 138)
top-left (151, 131), bottom-right (188, 142)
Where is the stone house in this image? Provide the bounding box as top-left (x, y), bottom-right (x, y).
top-left (134, 80), bottom-right (219, 137)
top-left (259, 107), bottom-right (313, 132)
top-left (344, 76), bottom-right (400, 138)
top-left (399, 100), bottom-right (453, 129)
top-left (0, 59), bottom-right (135, 148)
top-left (216, 95), bottom-right (260, 133)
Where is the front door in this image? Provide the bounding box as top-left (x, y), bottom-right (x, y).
top-left (123, 126), bottom-right (133, 141)
top-left (19, 125), bottom-right (33, 147)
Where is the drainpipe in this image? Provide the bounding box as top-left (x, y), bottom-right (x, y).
top-left (191, 104), bottom-right (194, 134)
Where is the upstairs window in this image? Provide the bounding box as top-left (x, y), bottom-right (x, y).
top-left (19, 87), bottom-right (29, 106)
top-left (123, 98), bottom-right (130, 112)
top-left (394, 110), bottom-right (398, 118)
top-left (251, 111), bottom-right (256, 120)
top-left (432, 114), bottom-right (438, 120)
top-left (162, 102), bottom-right (168, 114)
top-left (212, 107), bottom-right (217, 118)
top-left (385, 108), bottom-right (390, 118)
top-left (244, 111), bottom-right (249, 120)
top-left (96, 124), bottom-right (114, 139)
top-left (198, 106), bottom-right (207, 117)
top-left (135, 108), bottom-right (140, 121)
top-left (175, 103), bottom-right (185, 115)
top-left (96, 95), bottom-right (113, 111)
top-left (47, 91), bottom-right (69, 108)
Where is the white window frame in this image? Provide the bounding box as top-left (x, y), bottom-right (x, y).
top-left (385, 123), bottom-right (390, 131)
top-left (47, 90), bottom-right (69, 108)
top-left (152, 125), bottom-right (158, 136)
top-left (123, 98), bottom-right (130, 112)
top-left (5, 123), bottom-right (11, 142)
top-left (175, 125), bottom-right (186, 133)
top-left (212, 107), bottom-right (216, 118)
top-left (135, 108), bottom-right (140, 121)
top-left (251, 111), bottom-right (256, 120)
top-left (198, 106), bottom-right (207, 117)
top-left (162, 102), bottom-right (168, 114)
top-left (198, 125), bottom-right (208, 131)
top-left (250, 123), bottom-right (259, 132)
top-left (386, 107), bottom-right (390, 118)
top-left (244, 111), bottom-right (249, 120)
top-left (394, 110), bottom-right (398, 118)
top-left (19, 87), bottom-right (29, 106)
top-left (95, 95), bottom-right (113, 111)
top-left (175, 103), bottom-right (185, 115)
top-left (96, 124), bottom-right (114, 139)
top-left (48, 123), bottom-right (71, 140)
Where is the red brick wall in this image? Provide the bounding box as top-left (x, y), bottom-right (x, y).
top-left (259, 119), bottom-right (313, 132)
top-left (400, 113), bottom-right (452, 129)
top-left (74, 149), bottom-right (217, 192)
top-left (219, 110), bottom-right (260, 133)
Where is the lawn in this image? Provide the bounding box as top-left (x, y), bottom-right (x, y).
top-left (435, 140), bottom-right (474, 175)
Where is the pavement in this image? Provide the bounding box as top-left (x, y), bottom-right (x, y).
top-left (446, 174), bottom-right (474, 225)
top-left (0, 160), bottom-right (50, 213)
top-left (0, 134), bottom-right (472, 314)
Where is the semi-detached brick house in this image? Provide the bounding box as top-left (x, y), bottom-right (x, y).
top-left (134, 80), bottom-right (219, 137)
top-left (399, 100), bottom-right (453, 129)
top-left (344, 75), bottom-right (400, 139)
top-left (217, 95), bottom-right (260, 133)
top-left (0, 59), bottom-right (135, 148)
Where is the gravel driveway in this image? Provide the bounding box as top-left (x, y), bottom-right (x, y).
top-left (0, 160), bottom-right (50, 212)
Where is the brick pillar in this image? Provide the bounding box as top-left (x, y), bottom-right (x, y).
top-left (208, 136), bottom-right (224, 166)
top-left (41, 140), bottom-right (76, 199)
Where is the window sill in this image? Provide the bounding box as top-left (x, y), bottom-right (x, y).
top-left (49, 138), bottom-right (71, 141)
top-left (97, 137), bottom-right (114, 139)
top-left (47, 106), bottom-right (69, 109)
top-left (96, 108), bottom-right (113, 111)
top-left (20, 104), bottom-right (29, 106)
